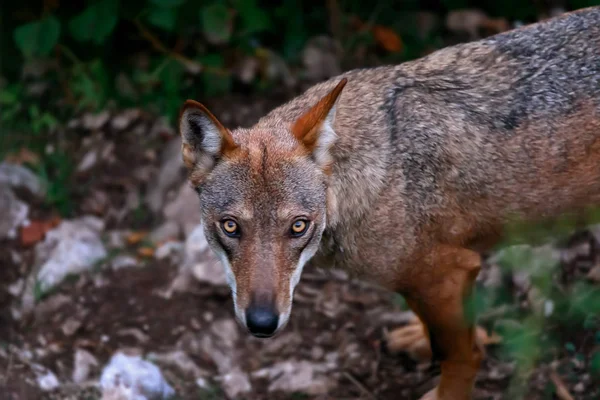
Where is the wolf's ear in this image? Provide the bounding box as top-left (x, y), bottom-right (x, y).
top-left (291, 78), bottom-right (347, 171)
top-left (179, 100), bottom-right (237, 185)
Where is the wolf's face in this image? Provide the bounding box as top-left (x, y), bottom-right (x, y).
top-left (179, 79), bottom-right (346, 337)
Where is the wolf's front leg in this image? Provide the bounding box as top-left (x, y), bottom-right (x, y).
top-left (395, 245), bottom-right (484, 400)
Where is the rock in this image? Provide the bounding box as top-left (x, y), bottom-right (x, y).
top-left (77, 149), bottom-right (99, 173)
top-left (164, 184), bottom-right (202, 238)
top-left (0, 185), bottom-right (29, 240)
top-left (0, 162), bottom-right (46, 198)
top-left (61, 317), bottom-right (83, 336)
top-left (72, 349), bottom-right (99, 384)
top-left (35, 216), bottom-right (107, 294)
top-left (147, 350), bottom-right (210, 379)
top-left (155, 241), bottom-right (184, 261)
top-left (145, 137), bottom-right (184, 214)
top-left (34, 293), bottom-right (71, 321)
top-left (149, 221), bottom-right (181, 244)
top-left (218, 368), bottom-right (252, 398)
top-left (106, 230), bottom-right (131, 249)
top-left (82, 110), bottom-right (110, 130)
top-left (99, 352), bottom-right (175, 400)
top-left (37, 370), bottom-right (60, 391)
top-left (252, 359), bottom-right (335, 395)
top-left (111, 108), bottom-right (142, 131)
top-left (185, 224), bottom-right (227, 286)
top-left (110, 255), bottom-right (139, 270)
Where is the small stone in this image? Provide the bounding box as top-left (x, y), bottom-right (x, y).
top-left (77, 149), bottom-right (98, 173)
top-left (110, 255), bottom-right (138, 270)
top-left (82, 110), bottom-right (110, 130)
top-left (0, 186), bottom-right (29, 240)
top-left (61, 317), bottom-right (82, 336)
top-left (99, 352), bottom-right (175, 399)
top-left (37, 370), bottom-right (60, 391)
top-left (72, 348), bottom-right (99, 384)
top-left (155, 241), bottom-right (184, 260)
top-left (218, 368), bottom-right (252, 399)
top-left (0, 162), bottom-right (46, 198)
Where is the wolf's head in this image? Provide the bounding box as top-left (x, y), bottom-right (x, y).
top-left (178, 79), bottom-right (347, 337)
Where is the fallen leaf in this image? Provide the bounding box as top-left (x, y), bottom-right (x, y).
top-left (137, 247), bottom-right (155, 258)
top-left (550, 370), bottom-right (575, 400)
top-left (4, 148), bottom-right (41, 166)
top-left (20, 216), bottom-right (61, 246)
top-left (126, 231), bottom-right (148, 245)
top-left (371, 25), bottom-right (403, 53)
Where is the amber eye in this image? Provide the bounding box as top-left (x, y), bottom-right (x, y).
top-left (290, 220), bottom-right (309, 237)
top-left (221, 219), bottom-right (240, 237)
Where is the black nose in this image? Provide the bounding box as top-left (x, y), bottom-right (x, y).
top-left (245, 307), bottom-right (279, 337)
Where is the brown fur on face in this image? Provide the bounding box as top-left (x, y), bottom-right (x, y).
top-left (179, 82), bottom-right (346, 333)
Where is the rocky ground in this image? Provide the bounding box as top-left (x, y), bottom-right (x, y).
top-left (1, 61), bottom-right (600, 400)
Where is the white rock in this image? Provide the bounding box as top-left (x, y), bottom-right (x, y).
top-left (0, 162), bottom-right (46, 198)
top-left (99, 352), bottom-right (175, 400)
top-left (35, 216), bottom-right (107, 294)
top-left (77, 149), bottom-right (99, 173)
top-left (252, 360), bottom-right (335, 395)
top-left (72, 348), bottom-right (99, 384)
top-left (110, 255), bottom-right (139, 270)
top-left (164, 183), bottom-right (202, 238)
top-left (185, 224), bottom-right (227, 287)
top-left (0, 185), bottom-right (29, 240)
top-left (82, 110), bottom-right (110, 130)
top-left (37, 370), bottom-right (60, 391)
top-left (155, 241), bottom-right (183, 261)
top-left (218, 368), bottom-right (252, 398)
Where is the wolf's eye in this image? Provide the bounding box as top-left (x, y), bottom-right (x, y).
top-left (221, 219), bottom-right (240, 237)
top-left (290, 220), bottom-right (309, 237)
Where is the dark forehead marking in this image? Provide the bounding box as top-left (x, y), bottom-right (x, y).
top-left (261, 141), bottom-right (268, 179)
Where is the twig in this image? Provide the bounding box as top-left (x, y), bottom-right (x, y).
top-left (343, 371), bottom-right (377, 400)
top-left (550, 370), bottom-right (575, 400)
top-left (133, 18), bottom-right (229, 77)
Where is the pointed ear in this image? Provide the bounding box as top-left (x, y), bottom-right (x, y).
top-left (178, 100), bottom-right (237, 185)
top-left (291, 78), bottom-right (347, 170)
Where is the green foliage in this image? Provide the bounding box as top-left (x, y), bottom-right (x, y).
top-left (68, 0), bottom-right (120, 44)
top-left (201, 2), bottom-right (233, 44)
top-left (13, 15), bottom-right (61, 59)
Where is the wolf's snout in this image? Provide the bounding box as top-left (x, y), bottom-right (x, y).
top-left (245, 306), bottom-right (279, 337)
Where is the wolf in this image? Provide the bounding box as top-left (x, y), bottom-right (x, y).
top-left (178, 7), bottom-right (600, 399)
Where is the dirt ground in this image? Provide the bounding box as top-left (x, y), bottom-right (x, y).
top-left (1, 90), bottom-right (599, 400)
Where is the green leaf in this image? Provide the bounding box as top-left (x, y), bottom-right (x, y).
top-left (201, 3), bottom-right (232, 44)
top-left (235, 0), bottom-right (272, 35)
top-left (13, 16), bottom-right (61, 59)
top-left (69, 0), bottom-right (120, 44)
top-left (148, 0), bottom-right (186, 7)
top-left (147, 6), bottom-right (177, 31)
top-left (591, 350), bottom-right (600, 376)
